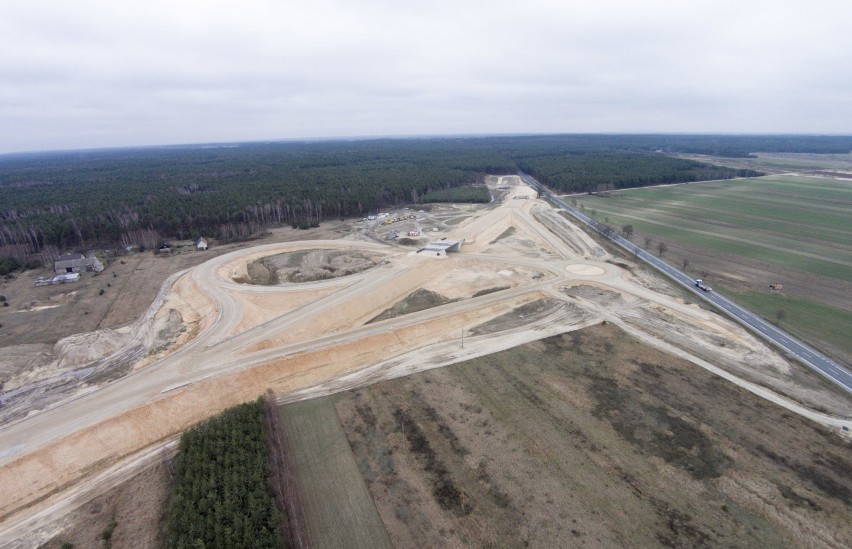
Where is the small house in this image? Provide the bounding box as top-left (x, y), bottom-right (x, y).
top-left (407, 231), bottom-right (420, 237)
top-left (54, 253), bottom-right (104, 274)
top-left (196, 237), bottom-right (208, 250)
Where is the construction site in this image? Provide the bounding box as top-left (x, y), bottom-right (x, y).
top-left (0, 176), bottom-right (850, 548)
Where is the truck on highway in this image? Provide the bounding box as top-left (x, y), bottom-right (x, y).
top-left (695, 279), bottom-right (712, 292)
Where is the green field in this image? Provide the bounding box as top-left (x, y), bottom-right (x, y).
top-left (752, 152), bottom-right (852, 170)
top-left (276, 397), bottom-right (393, 549)
top-left (730, 291), bottom-right (852, 352)
top-left (569, 175), bottom-right (852, 361)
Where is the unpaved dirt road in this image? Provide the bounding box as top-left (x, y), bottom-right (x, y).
top-left (1, 176), bottom-right (850, 547)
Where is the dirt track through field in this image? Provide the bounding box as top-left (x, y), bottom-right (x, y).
top-left (1, 176), bottom-right (850, 547)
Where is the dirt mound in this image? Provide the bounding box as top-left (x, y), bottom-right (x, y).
top-left (245, 258), bottom-right (279, 285)
top-left (563, 284), bottom-right (625, 307)
top-left (249, 249), bottom-right (384, 284)
top-left (0, 344), bottom-right (53, 391)
top-left (53, 329), bottom-right (131, 370)
top-left (0, 308), bottom-right (186, 424)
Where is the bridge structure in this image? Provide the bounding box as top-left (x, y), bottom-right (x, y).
top-left (418, 239), bottom-right (464, 256)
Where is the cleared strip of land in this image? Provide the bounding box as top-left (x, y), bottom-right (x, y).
top-left (276, 397), bottom-right (393, 549)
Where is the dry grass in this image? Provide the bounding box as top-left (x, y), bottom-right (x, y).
top-left (40, 460), bottom-right (171, 549)
top-left (275, 397), bottom-right (392, 549)
top-left (337, 322), bottom-right (852, 548)
top-left (367, 289), bottom-right (456, 323)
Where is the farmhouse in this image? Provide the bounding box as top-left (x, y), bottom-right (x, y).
top-left (53, 253), bottom-right (104, 274)
top-left (196, 237), bottom-right (208, 250)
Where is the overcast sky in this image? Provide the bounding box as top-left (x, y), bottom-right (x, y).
top-left (1, 0), bottom-right (850, 153)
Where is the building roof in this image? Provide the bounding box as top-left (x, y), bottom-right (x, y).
top-left (56, 253), bottom-right (85, 262)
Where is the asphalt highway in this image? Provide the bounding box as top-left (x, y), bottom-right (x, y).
top-left (519, 173), bottom-right (852, 396)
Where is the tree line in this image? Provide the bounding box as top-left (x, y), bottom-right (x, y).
top-left (516, 151), bottom-right (760, 193)
top-left (2, 134), bottom-right (849, 264)
top-left (0, 140), bottom-right (514, 262)
top-left (167, 398), bottom-right (286, 549)
top-left (418, 185), bottom-right (491, 203)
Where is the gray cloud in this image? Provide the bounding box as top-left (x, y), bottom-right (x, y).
top-left (1, 0), bottom-right (850, 153)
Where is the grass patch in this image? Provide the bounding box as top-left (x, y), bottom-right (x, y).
top-left (727, 290), bottom-right (852, 357)
top-left (489, 226), bottom-right (516, 244)
top-left (368, 289), bottom-right (456, 323)
top-left (572, 176), bottom-right (852, 277)
top-left (284, 250), bottom-right (310, 268)
top-left (277, 397), bottom-right (393, 549)
top-left (588, 372), bottom-right (732, 480)
top-left (471, 285), bottom-right (510, 298)
top-left (394, 407), bottom-right (471, 515)
top-left (470, 297), bottom-right (564, 335)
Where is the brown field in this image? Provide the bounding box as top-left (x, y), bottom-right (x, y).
top-left (38, 459), bottom-right (171, 549)
top-left (336, 322), bottom-right (852, 548)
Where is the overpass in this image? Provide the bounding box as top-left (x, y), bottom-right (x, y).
top-left (419, 239), bottom-right (464, 256)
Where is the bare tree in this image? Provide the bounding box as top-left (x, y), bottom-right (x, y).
top-left (681, 257), bottom-right (689, 271)
top-left (621, 224), bottom-right (634, 239)
top-left (643, 235), bottom-right (653, 249)
top-left (775, 309), bottom-right (786, 323)
top-left (657, 241), bottom-right (667, 257)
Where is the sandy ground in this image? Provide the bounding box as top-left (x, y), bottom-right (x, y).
top-left (0, 224), bottom-right (350, 422)
top-left (1, 176), bottom-right (850, 547)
